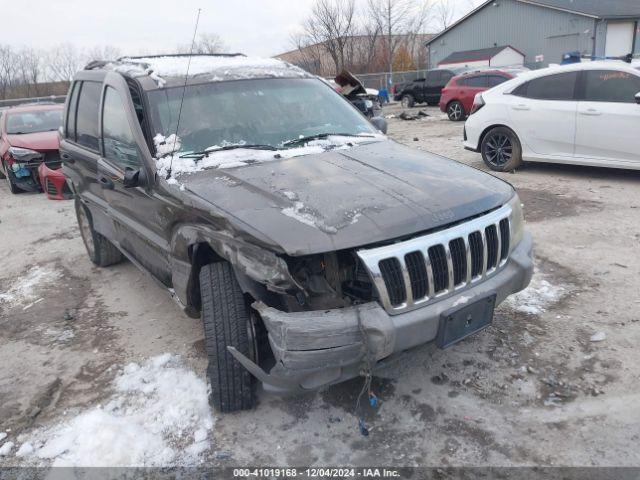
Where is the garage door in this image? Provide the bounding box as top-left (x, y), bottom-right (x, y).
top-left (605, 22), bottom-right (635, 57)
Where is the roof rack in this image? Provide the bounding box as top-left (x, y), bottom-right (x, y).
top-left (84, 53), bottom-right (246, 70)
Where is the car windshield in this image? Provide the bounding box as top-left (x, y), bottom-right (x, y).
top-left (146, 78), bottom-right (379, 156)
top-left (6, 109), bottom-right (62, 134)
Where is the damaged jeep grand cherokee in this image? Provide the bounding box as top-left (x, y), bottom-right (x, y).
top-left (61, 54), bottom-right (533, 412)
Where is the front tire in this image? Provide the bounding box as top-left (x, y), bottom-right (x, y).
top-left (75, 199), bottom-right (123, 267)
top-left (447, 101), bottom-right (465, 121)
top-left (401, 94), bottom-right (415, 108)
top-left (481, 127), bottom-right (523, 172)
top-left (200, 262), bottom-right (256, 412)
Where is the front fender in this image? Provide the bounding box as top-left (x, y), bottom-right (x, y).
top-left (170, 224), bottom-right (302, 308)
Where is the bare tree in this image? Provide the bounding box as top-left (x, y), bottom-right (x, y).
top-left (434, 0), bottom-right (456, 30)
top-left (0, 46), bottom-right (19, 99)
top-left (85, 45), bottom-right (122, 63)
top-left (302, 0), bottom-right (357, 74)
top-left (48, 43), bottom-right (84, 81)
top-left (367, 0), bottom-right (432, 79)
top-left (177, 33), bottom-right (228, 54)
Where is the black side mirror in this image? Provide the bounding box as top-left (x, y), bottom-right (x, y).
top-left (123, 167), bottom-right (146, 188)
top-left (635, 92), bottom-right (640, 105)
top-left (370, 116), bottom-right (388, 134)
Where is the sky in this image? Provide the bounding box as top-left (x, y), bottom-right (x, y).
top-left (5, 0), bottom-right (483, 57)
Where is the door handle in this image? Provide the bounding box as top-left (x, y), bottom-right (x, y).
top-left (512, 104), bottom-right (530, 111)
top-left (581, 108), bottom-right (601, 116)
top-left (98, 175), bottom-right (114, 190)
top-left (60, 152), bottom-right (75, 164)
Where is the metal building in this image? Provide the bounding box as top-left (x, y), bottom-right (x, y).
top-left (425, 0), bottom-right (640, 69)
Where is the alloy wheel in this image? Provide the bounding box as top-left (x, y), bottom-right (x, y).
top-left (484, 133), bottom-right (513, 167)
top-left (448, 102), bottom-right (463, 121)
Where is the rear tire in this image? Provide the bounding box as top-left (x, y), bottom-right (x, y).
top-left (447, 101), bottom-right (465, 121)
top-left (3, 162), bottom-right (20, 194)
top-left (75, 199), bottom-right (123, 267)
top-left (200, 262), bottom-right (256, 412)
top-left (401, 94), bottom-right (415, 108)
top-left (481, 127), bottom-right (523, 172)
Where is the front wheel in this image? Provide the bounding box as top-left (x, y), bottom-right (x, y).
top-left (481, 127), bottom-right (523, 172)
top-left (401, 94), bottom-right (415, 108)
top-left (447, 101), bottom-right (465, 121)
top-left (200, 262), bottom-right (256, 412)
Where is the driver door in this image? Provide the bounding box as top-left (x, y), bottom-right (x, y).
top-left (574, 69), bottom-right (640, 165)
top-left (98, 78), bottom-right (173, 285)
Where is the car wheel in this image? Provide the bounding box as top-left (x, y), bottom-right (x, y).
top-left (447, 101), bottom-right (465, 121)
top-left (401, 95), bottom-right (415, 108)
top-left (3, 162), bottom-right (21, 194)
top-left (200, 262), bottom-right (256, 412)
top-left (481, 127), bottom-right (523, 172)
top-left (75, 198), bottom-right (124, 267)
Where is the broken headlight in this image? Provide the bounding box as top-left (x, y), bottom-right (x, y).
top-left (508, 193), bottom-right (524, 250)
top-left (8, 147), bottom-right (43, 162)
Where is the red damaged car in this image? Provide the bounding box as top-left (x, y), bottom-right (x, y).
top-left (439, 70), bottom-right (516, 121)
top-left (0, 103), bottom-right (71, 199)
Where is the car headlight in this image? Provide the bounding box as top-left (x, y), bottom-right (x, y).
top-left (8, 147), bottom-right (43, 161)
top-left (508, 193), bottom-right (524, 251)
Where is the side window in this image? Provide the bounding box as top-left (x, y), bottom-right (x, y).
top-left (488, 75), bottom-right (509, 88)
top-left (582, 70), bottom-right (640, 103)
top-left (66, 81), bottom-right (81, 140)
top-left (102, 87), bottom-right (140, 170)
top-left (76, 81), bottom-right (101, 150)
top-left (462, 75), bottom-right (488, 88)
top-left (441, 71), bottom-right (454, 85)
top-left (426, 71), bottom-right (442, 87)
top-left (516, 72), bottom-right (578, 101)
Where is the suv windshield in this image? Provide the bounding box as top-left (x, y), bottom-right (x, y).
top-left (147, 78), bottom-right (378, 155)
top-left (6, 109), bottom-right (62, 134)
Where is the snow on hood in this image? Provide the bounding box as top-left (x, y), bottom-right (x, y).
top-left (112, 55), bottom-right (309, 87)
top-left (153, 133), bottom-right (385, 179)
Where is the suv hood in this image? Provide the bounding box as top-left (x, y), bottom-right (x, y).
top-left (7, 131), bottom-right (59, 151)
top-left (181, 140), bottom-right (513, 256)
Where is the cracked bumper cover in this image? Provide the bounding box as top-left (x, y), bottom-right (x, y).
top-left (228, 232), bottom-right (533, 393)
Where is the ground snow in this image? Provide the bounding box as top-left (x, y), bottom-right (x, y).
top-left (0, 266), bottom-right (60, 308)
top-left (0, 441), bottom-right (14, 456)
top-left (27, 354), bottom-right (213, 467)
top-left (504, 269), bottom-right (565, 315)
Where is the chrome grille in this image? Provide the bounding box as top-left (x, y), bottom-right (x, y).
top-left (357, 204), bottom-right (513, 315)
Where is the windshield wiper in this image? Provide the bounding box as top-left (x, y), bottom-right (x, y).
top-left (281, 133), bottom-right (374, 148)
top-left (179, 144), bottom-right (278, 159)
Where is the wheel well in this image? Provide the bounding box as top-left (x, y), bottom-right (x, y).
top-left (187, 242), bottom-right (224, 312)
top-left (478, 124), bottom-right (516, 151)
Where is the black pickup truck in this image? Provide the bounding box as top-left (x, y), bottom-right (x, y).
top-left (394, 67), bottom-right (468, 108)
top-left (61, 54), bottom-right (532, 412)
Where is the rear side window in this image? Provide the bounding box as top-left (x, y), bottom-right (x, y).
top-left (514, 72), bottom-right (578, 100)
top-left (426, 71), bottom-right (442, 86)
top-left (66, 81), bottom-right (80, 139)
top-left (441, 71), bottom-right (454, 85)
top-left (462, 75), bottom-right (488, 88)
top-left (488, 75), bottom-right (509, 87)
top-left (582, 70), bottom-right (640, 103)
top-left (75, 81), bottom-right (101, 151)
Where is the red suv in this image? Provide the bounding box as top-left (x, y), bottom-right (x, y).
top-left (439, 70), bottom-right (515, 121)
top-left (0, 103), bottom-right (69, 197)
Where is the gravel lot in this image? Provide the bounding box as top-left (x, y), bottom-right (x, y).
top-left (1, 103), bottom-right (639, 467)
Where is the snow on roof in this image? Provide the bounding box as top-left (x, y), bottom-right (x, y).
top-left (111, 54), bottom-right (310, 87)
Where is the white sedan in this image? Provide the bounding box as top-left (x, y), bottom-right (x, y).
top-left (463, 61), bottom-right (640, 171)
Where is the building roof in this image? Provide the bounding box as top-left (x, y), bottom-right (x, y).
top-left (438, 46), bottom-right (523, 65)
top-left (426, 0), bottom-right (640, 47)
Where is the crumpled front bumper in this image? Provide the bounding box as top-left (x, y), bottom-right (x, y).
top-left (229, 232), bottom-right (533, 393)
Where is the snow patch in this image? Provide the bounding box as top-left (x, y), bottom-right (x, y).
top-left (503, 269), bottom-right (564, 315)
top-left (0, 441), bottom-right (14, 456)
top-left (16, 442), bottom-right (34, 457)
top-left (452, 295), bottom-right (471, 307)
top-left (29, 354), bottom-right (213, 467)
top-left (0, 433), bottom-right (6, 442)
top-left (0, 266), bottom-right (61, 308)
top-left (155, 134), bottom-right (383, 180)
